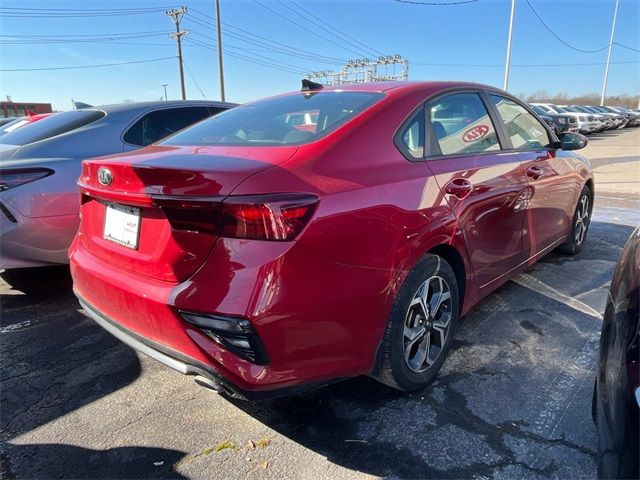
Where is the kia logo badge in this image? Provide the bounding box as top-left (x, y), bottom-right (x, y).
top-left (98, 168), bottom-right (113, 186)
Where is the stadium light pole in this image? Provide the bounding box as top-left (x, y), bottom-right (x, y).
top-left (600, 0), bottom-right (620, 106)
top-left (503, 0), bottom-right (516, 91)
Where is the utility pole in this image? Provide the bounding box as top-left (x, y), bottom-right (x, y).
top-left (166, 7), bottom-right (189, 100)
top-left (503, 0), bottom-right (516, 91)
top-left (215, 0), bottom-right (226, 101)
top-left (161, 84), bottom-right (169, 101)
top-left (600, 0), bottom-right (619, 106)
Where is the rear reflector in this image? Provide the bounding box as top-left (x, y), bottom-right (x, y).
top-left (180, 311), bottom-right (270, 365)
top-left (155, 193), bottom-right (318, 241)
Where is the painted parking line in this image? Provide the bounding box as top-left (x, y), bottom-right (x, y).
top-left (511, 273), bottom-right (602, 319)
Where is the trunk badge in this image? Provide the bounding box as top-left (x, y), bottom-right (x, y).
top-left (98, 168), bottom-right (113, 186)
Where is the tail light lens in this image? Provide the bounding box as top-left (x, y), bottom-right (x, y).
top-left (0, 168), bottom-right (53, 192)
top-left (156, 193), bottom-right (318, 241)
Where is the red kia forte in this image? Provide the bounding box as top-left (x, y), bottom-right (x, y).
top-left (70, 81), bottom-right (594, 399)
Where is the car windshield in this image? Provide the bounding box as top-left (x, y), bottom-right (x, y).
top-left (0, 110), bottom-right (105, 146)
top-left (161, 91), bottom-right (384, 147)
top-left (554, 106), bottom-right (573, 113)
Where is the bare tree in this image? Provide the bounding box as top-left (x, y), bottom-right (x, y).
top-left (527, 91), bottom-right (638, 108)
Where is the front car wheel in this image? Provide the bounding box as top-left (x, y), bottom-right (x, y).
top-left (557, 185), bottom-right (592, 255)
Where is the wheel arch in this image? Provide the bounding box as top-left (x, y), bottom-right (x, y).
top-left (428, 243), bottom-right (466, 314)
top-left (585, 177), bottom-right (595, 201)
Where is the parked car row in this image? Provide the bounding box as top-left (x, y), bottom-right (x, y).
top-left (530, 102), bottom-right (640, 135)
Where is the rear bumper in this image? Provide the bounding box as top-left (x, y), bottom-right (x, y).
top-left (77, 294), bottom-right (337, 400)
top-left (0, 201), bottom-right (78, 268)
top-left (70, 231), bottom-right (389, 398)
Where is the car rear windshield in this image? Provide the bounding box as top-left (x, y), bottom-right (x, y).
top-left (161, 91), bottom-right (384, 147)
top-left (0, 110), bottom-right (105, 146)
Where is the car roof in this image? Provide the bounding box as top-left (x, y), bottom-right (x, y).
top-left (83, 100), bottom-right (238, 114)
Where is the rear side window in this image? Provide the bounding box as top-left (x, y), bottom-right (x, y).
top-left (396, 110), bottom-right (424, 160)
top-left (161, 92), bottom-right (384, 147)
top-left (427, 93), bottom-right (500, 156)
top-left (490, 95), bottom-right (551, 149)
top-left (123, 106), bottom-right (217, 146)
top-left (0, 110), bottom-right (105, 146)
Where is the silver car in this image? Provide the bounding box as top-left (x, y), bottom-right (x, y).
top-left (0, 100), bottom-right (236, 268)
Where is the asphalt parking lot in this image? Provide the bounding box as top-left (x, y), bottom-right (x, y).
top-left (1, 128), bottom-right (638, 479)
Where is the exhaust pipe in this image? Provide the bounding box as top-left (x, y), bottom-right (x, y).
top-left (194, 375), bottom-right (224, 393)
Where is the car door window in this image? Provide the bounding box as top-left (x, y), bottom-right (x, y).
top-left (427, 93), bottom-right (500, 156)
top-left (123, 107), bottom-right (214, 146)
top-left (490, 95), bottom-right (551, 150)
top-left (396, 109), bottom-right (424, 160)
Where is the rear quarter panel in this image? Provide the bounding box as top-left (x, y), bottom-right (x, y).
top-left (199, 88), bottom-right (474, 374)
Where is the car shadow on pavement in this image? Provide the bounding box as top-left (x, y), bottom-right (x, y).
top-left (586, 131), bottom-right (623, 141)
top-left (229, 221), bottom-right (635, 479)
top-left (0, 443), bottom-right (187, 479)
top-left (0, 266), bottom-right (156, 478)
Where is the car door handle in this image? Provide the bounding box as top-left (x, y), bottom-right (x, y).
top-left (526, 166), bottom-right (543, 180)
top-left (445, 179), bottom-right (473, 198)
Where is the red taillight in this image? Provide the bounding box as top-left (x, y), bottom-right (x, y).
top-left (155, 194), bottom-right (318, 241)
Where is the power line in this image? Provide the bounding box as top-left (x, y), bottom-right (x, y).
top-left (184, 14), bottom-right (343, 65)
top-left (526, 0), bottom-right (639, 55)
top-left (0, 6), bottom-right (174, 12)
top-left (412, 60), bottom-right (640, 67)
top-left (288, 0), bottom-right (384, 57)
top-left (252, 0), bottom-right (369, 57)
top-left (617, 43), bottom-right (640, 53)
top-left (182, 61), bottom-right (207, 99)
top-left (0, 6), bottom-right (177, 17)
top-left (525, 0), bottom-right (609, 53)
top-left (1, 39), bottom-right (172, 46)
top-left (393, 0), bottom-right (479, 5)
top-left (4, 40), bottom-right (168, 46)
top-left (185, 37), bottom-right (307, 75)
top-left (188, 30), bottom-right (312, 71)
top-left (274, 0), bottom-right (379, 58)
top-left (0, 30), bottom-right (169, 39)
top-left (188, 8), bottom-right (347, 62)
top-left (0, 56), bottom-right (176, 72)
top-left (186, 37), bottom-right (307, 75)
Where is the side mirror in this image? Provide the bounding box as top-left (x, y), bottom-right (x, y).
top-left (560, 132), bottom-right (588, 151)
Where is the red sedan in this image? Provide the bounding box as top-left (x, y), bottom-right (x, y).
top-left (70, 81), bottom-right (594, 399)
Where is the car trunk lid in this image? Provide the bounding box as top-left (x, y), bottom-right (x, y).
top-left (78, 145), bottom-right (297, 283)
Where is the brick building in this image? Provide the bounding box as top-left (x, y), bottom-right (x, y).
top-left (1, 101), bottom-right (53, 118)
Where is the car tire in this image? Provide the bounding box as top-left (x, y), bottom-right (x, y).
top-left (378, 254), bottom-right (460, 391)
top-left (557, 185), bottom-right (592, 255)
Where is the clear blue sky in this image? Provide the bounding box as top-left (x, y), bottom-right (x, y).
top-left (1, 0), bottom-right (638, 110)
